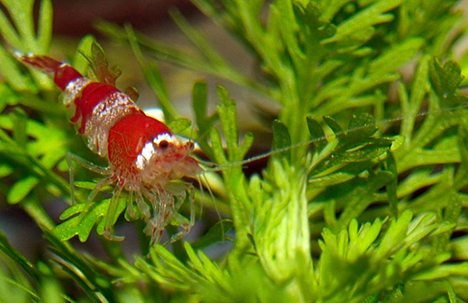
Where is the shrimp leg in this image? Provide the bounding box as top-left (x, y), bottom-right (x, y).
top-left (168, 189), bottom-right (195, 244)
top-left (66, 152), bottom-right (111, 204)
top-left (103, 182), bottom-right (125, 241)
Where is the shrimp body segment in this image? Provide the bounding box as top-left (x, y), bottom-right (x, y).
top-left (18, 53), bottom-right (201, 243)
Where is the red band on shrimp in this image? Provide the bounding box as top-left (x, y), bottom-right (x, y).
top-left (54, 65), bottom-right (83, 90)
top-left (70, 83), bottom-right (120, 133)
top-left (108, 113), bottom-right (172, 165)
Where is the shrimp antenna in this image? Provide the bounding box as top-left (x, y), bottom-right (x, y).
top-left (199, 173), bottom-right (225, 242)
top-left (203, 103), bottom-right (468, 172)
top-left (196, 119), bottom-right (221, 144)
top-left (196, 175), bottom-right (204, 219)
top-left (197, 158), bottom-right (218, 167)
top-left (188, 123), bottom-right (196, 156)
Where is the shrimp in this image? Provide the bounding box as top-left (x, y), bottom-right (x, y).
top-left (16, 49), bottom-right (201, 244)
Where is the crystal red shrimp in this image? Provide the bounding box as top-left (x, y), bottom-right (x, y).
top-left (17, 52), bottom-right (201, 244)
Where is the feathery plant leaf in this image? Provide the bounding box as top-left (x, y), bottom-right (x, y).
top-left (53, 198), bottom-right (126, 242)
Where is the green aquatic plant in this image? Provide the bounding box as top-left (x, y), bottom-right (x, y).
top-left (1, 0), bottom-right (468, 301)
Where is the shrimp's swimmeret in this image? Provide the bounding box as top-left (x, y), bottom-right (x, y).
top-left (17, 53), bottom-right (201, 244)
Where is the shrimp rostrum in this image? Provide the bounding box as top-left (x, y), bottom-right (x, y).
top-left (17, 48), bottom-right (201, 244)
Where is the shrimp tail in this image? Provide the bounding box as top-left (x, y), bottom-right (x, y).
top-left (15, 51), bottom-right (83, 91)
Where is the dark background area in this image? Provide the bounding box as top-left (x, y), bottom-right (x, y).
top-left (53, 0), bottom-right (197, 36)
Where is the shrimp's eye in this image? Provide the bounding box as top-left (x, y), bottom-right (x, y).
top-left (159, 140), bottom-right (169, 149)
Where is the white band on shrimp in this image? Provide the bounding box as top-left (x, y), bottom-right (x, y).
top-left (135, 133), bottom-right (174, 170)
top-left (63, 77), bottom-right (90, 107)
top-left (136, 141), bottom-right (156, 170)
top-left (85, 93), bottom-right (139, 157)
top-left (153, 133), bottom-right (177, 146)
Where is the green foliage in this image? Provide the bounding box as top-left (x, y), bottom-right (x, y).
top-left (1, 0), bottom-right (468, 302)
top-left (0, 0), bottom-right (52, 91)
top-left (53, 197), bottom-right (125, 242)
top-left (0, 231), bottom-right (67, 303)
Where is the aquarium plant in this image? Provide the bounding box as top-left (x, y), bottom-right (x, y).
top-left (1, 0), bottom-right (468, 302)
